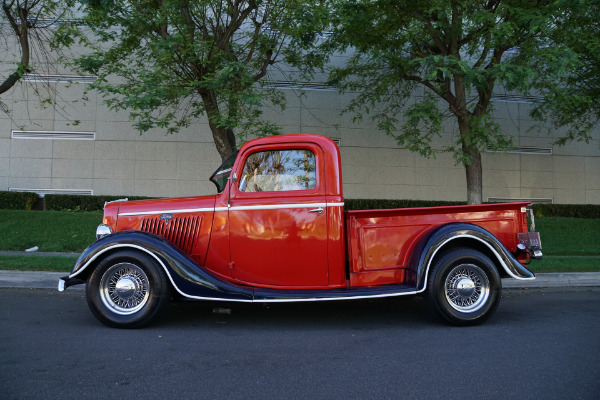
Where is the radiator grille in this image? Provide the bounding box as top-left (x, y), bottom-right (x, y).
top-left (140, 216), bottom-right (202, 254)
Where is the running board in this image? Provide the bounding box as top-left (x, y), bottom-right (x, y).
top-left (252, 284), bottom-right (418, 303)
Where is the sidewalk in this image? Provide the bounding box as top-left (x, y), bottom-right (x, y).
top-left (0, 250), bottom-right (81, 257)
top-left (0, 270), bottom-right (80, 290)
top-left (502, 272), bottom-right (600, 288)
top-left (1, 269), bottom-right (600, 290)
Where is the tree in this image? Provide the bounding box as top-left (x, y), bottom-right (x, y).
top-left (528, 0), bottom-right (600, 144)
top-left (1, 0), bottom-right (72, 97)
top-left (65, 0), bottom-right (315, 161)
top-left (299, 0), bottom-right (597, 204)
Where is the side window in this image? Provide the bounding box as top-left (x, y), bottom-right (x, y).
top-left (239, 149), bottom-right (317, 192)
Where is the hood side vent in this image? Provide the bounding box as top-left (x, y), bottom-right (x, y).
top-left (140, 216), bottom-right (202, 254)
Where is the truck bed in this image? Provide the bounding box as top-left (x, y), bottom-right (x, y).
top-left (345, 202), bottom-right (529, 287)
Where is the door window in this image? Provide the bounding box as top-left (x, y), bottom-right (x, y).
top-left (239, 149), bottom-right (316, 192)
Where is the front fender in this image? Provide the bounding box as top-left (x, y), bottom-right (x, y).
top-left (62, 231), bottom-right (253, 301)
top-left (407, 223), bottom-right (535, 292)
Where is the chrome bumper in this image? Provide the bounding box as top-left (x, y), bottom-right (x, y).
top-left (58, 276), bottom-right (85, 292)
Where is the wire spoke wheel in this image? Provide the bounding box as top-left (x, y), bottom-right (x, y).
top-left (426, 247), bottom-right (501, 326)
top-left (444, 264), bottom-right (490, 313)
top-left (99, 263), bottom-right (150, 315)
top-left (87, 250), bottom-right (170, 328)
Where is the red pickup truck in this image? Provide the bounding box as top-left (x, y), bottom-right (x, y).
top-left (59, 134), bottom-right (541, 328)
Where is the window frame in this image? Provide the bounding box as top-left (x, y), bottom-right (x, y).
top-left (233, 144), bottom-right (323, 198)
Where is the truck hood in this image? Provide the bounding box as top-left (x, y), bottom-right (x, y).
top-left (116, 194), bottom-right (218, 219)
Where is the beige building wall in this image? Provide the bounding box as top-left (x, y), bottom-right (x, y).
top-left (1, 69), bottom-right (599, 203)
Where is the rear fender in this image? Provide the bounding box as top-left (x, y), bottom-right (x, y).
top-left (407, 223), bottom-right (535, 292)
top-left (65, 231), bottom-right (253, 301)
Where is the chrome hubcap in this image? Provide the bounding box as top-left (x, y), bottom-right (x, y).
top-left (445, 264), bottom-right (490, 313)
top-left (100, 263), bottom-right (149, 315)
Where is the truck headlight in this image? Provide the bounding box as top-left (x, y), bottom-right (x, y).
top-left (96, 224), bottom-right (113, 239)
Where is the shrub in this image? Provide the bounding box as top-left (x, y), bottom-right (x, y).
top-left (44, 194), bottom-right (154, 212)
top-left (345, 199), bottom-right (600, 218)
top-left (345, 199), bottom-right (465, 211)
top-left (0, 191), bottom-right (39, 210)
top-left (532, 203), bottom-right (600, 219)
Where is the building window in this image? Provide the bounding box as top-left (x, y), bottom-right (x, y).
top-left (12, 130), bottom-right (95, 140)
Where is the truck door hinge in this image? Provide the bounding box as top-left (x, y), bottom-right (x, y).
top-left (228, 262), bottom-right (235, 271)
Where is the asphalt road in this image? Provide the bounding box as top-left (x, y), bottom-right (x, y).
top-left (1, 287), bottom-right (599, 400)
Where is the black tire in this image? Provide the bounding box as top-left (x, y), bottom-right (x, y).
top-left (86, 250), bottom-right (170, 328)
top-left (425, 247), bottom-right (501, 326)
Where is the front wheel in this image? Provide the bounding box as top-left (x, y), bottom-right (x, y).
top-left (426, 248), bottom-right (501, 326)
top-left (86, 250), bottom-right (170, 328)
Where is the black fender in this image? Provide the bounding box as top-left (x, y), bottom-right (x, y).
top-left (62, 231), bottom-right (253, 301)
top-left (406, 223), bottom-right (535, 292)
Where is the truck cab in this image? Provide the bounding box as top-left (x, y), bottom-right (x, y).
top-left (211, 135), bottom-right (345, 288)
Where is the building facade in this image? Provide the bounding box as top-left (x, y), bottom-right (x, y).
top-left (1, 54), bottom-right (599, 204)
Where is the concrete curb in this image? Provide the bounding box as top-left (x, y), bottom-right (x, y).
top-left (502, 272), bottom-right (600, 289)
top-left (0, 270), bottom-right (83, 290)
top-left (0, 251), bottom-right (81, 257)
top-left (1, 270), bottom-right (599, 291)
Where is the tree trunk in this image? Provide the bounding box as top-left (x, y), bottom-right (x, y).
top-left (464, 146), bottom-right (483, 205)
top-left (458, 118), bottom-right (483, 205)
top-left (210, 124), bottom-right (237, 162)
top-left (452, 72), bottom-right (483, 205)
top-left (199, 90), bottom-right (237, 162)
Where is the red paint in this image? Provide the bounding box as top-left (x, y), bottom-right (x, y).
top-left (116, 195), bottom-right (216, 266)
top-left (100, 134), bottom-right (534, 290)
top-left (346, 202), bottom-right (529, 287)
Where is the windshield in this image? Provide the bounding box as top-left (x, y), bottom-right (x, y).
top-left (209, 151), bottom-right (238, 193)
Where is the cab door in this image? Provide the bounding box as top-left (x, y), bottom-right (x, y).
top-left (228, 144), bottom-right (329, 287)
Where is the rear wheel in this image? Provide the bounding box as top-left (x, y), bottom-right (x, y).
top-left (86, 250), bottom-right (170, 328)
top-left (426, 248), bottom-right (501, 326)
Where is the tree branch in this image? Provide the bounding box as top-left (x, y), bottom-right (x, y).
top-left (412, 10), bottom-right (449, 54)
top-left (0, 1), bottom-right (32, 95)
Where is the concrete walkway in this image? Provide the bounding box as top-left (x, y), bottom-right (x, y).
top-left (0, 270), bottom-right (76, 290)
top-left (503, 272), bottom-right (600, 288)
top-left (1, 269), bottom-right (599, 291)
top-left (0, 250), bottom-right (81, 257)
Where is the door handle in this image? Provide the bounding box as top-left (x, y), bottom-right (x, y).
top-left (308, 207), bottom-right (324, 214)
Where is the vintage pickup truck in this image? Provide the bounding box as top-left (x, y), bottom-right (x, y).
top-left (59, 134), bottom-right (541, 328)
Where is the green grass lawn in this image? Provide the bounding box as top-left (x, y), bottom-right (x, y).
top-left (0, 255), bottom-right (78, 272)
top-left (535, 217), bottom-right (600, 255)
top-left (0, 209), bottom-right (100, 252)
top-left (528, 256), bottom-right (600, 273)
top-left (0, 210), bottom-right (598, 272)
